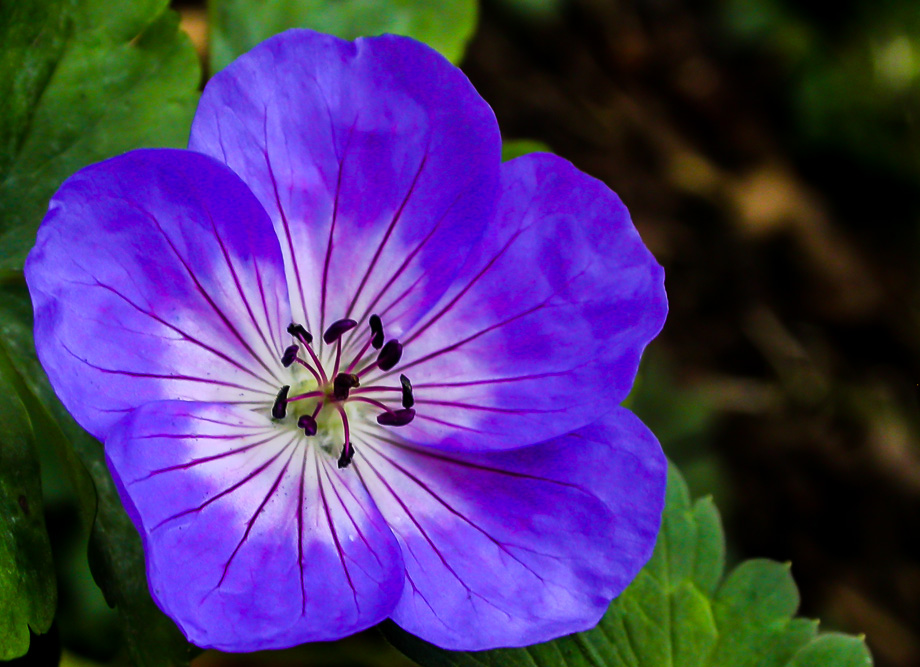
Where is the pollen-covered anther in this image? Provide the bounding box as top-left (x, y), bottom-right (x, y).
top-left (376, 340), bottom-right (403, 371)
top-left (377, 408), bottom-right (416, 427)
top-left (286, 322), bottom-right (313, 345)
top-left (297, 414), bottom-right (318, 436)
top-left (281, 345), bottom-right (299, 367)
top-left (399, 374), bottom-right (414, 408)
top-left (337, 442), bottom-right (356, 469)
top-left (271, 385), bottom-right (290, 419)
top-left (323, 318), bottom-right (357, 344)
top-left (369, 314), bottom-right (384, 349)
top-left (333, 373), bottom-right (360, 400)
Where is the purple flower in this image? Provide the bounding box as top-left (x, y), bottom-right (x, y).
top-left (25, 30), bottom-right (668, 652)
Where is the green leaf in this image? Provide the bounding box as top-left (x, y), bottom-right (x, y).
top-left (0, 279), bottom-right (193, 666)
top-left (384, 464), bottom-right (873, 667)
top-left (0, 337), bottom-right (56, 660)
top-left (209, 0), bottom-right (478, 72)
top-left (0, 0), bottom-right (200, 271)
top-left (501, 139), bottom-right (552, 162)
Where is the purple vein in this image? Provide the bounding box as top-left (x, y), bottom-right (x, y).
top-left (374, 434), bottom-right (586, 493)
top-left (262, 108), bottom-right (312, 335)
top-left (344, 187), bottom-right (465, 351)
top-left (415, 399), bottom-right (566, 415)
top-left (132, 432), bottom-right (280, 483)
top-left (315, 454), bottom-right (360, 609)
top-left (322, 465), bottom-right (385, 569)
top-left (381, 301), bottom-right (552, 378)
top-left (122, 199), bottom-right (283, 383)
top-left (203, 202), bottom-right (282, 368)
top-left (363, 442), bottom-right (547, 583)
top-left (320, 117), bottom-right (359, 340)
top-left (319, 462), bottom-right (384, 581)
top-left (413, 369), bottom-right (572, 389)
top-left (356, 453), bottom-right (514, 618)
top-left (151, 438), bottom-right (295, 531)
top-left (89, 280), bottom-right (276, 390)
top-left (217, 443), bottom-right (298, 587)
top-left (60, 343), bottom-right (270, 393)
top-left (413, 413), bottom-right (486, 434)
top-left (296, 446), bottom-right (308, 615)
top-left (403, 226), bottom-right (527, 347)
top-left (343, 147), bottom-right (430, 321)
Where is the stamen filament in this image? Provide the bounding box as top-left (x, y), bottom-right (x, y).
top-left (350, 385), bottom-right (401, 394)
top-left (287, 389), bottom-right (324, 402)
top-left (350, 396), bottom-right (398, 413)
top-left (332, 337), bottom-right (343, 378)
top-left (301, 343), bottom-right (328, 384)
top-left (334, 404), bottom-right (354, 469)
top-left (294, 357), bottom-right (323, 384)
top-left (345, 335), bottom-right (374, 374)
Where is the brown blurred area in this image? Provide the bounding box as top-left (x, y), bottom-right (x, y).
top-left (173, 2), bottom-right (920, 666)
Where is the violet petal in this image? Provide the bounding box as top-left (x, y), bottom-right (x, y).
top-left (106, 401), bottom-right (405, 651)
top-left (354, 408), bottom-right (665, 649)
top-left (25, 149), bottom-right (292, 441)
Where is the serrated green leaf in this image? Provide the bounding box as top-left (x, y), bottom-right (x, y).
top-left (209, 0), bottom-right (478, 72)
top-left (0, 0), bottom-right (200, 271)
top-left (384, 464), bottom-right (873, 667)
top-left (0, 338), bottom-right (56, 660)
top-left (789, 633), bottom-right (873, 667)
top-left (0, 279), bottom-right (192, 666)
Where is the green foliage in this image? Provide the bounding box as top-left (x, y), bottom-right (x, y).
top-left (0, 333), bottom-right (56, 660)
top-left (719, 0), bottom-right (920, 183)
top-left (385, 465), bottom-right (873, 667)
top-left (501, 139), bottom-right (552, 161)
top-left (0, 281), bottom-right (193, 666)
top-left (0, 0), bottom-right (200, 272)
top-left (209, 0), bottom-right (478, 72)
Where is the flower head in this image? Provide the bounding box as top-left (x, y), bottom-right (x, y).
top-left (26, 30), bottom-right (668, 652)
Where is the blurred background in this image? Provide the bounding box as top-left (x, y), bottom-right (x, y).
top-left (26, 0), bottom-right (920, 665)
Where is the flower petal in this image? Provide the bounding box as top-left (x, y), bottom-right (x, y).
top-left (351, 408), bottom-right (666, 650)
top-left (189, 29), bottom-right (501, 346)
top-left (106, 401), bottom-right (405, 651)
top-left (387, 153), bottom-right (667, 450)
top-left (25, 149), bottom-right (292, 441)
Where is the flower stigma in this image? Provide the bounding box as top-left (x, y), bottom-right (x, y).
top-left (271, 314), bottom-right (415, 469)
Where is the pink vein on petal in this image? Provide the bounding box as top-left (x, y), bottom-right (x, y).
top-left (344, 144), bottom-right (430, 321)
top-left (216, 441), bottom-right (299, 587)
top-left (262, 106), bottom-right (312, 336)
top-left (315, 453), bottom-right (359, 609)
top-left (320, 117), bottom-right (359, 340)
top-left (151, 437), bottom-right (296, 531)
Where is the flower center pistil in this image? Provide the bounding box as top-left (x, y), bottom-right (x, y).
top-left (270, 315), bottom-right (415, 469)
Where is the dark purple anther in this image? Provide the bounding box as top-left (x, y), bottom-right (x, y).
top-left (323, 318), bottom-right (358, 344)
top-left (369, 314), bottom-right (384, 349)
top-left (297, 414), bottom-right (318, 436)
top-left (333, 373), bottom-right (360, 400)
top-left (287, 322), bottom-right (313, 345)
top-left (272, 385), bottom-right (290, 419)
top-left (399, 374), bottom-right (414, 408)
top-left (281, 345), bottom-right (299, 367)
top-left (376, 340), bottom-right (402, 371)
top-left (377, 408), bottom-right (416, 427)
top-left (337, 443), bottom-right (355, 469)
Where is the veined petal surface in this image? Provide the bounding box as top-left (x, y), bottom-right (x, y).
top-left (352, 408), bottom-right (666, 650)
top-left (390, 153), bottom-right (667, 450)
top-left (25, 149), bottom-right (292, 441)
top-left (106, 401), bottom-right (405, 651)
top-left (189, 29), bottom-right (501, 349)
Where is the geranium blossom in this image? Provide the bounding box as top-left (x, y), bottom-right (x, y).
top-left (25, 30), bottom-right (668, 652)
